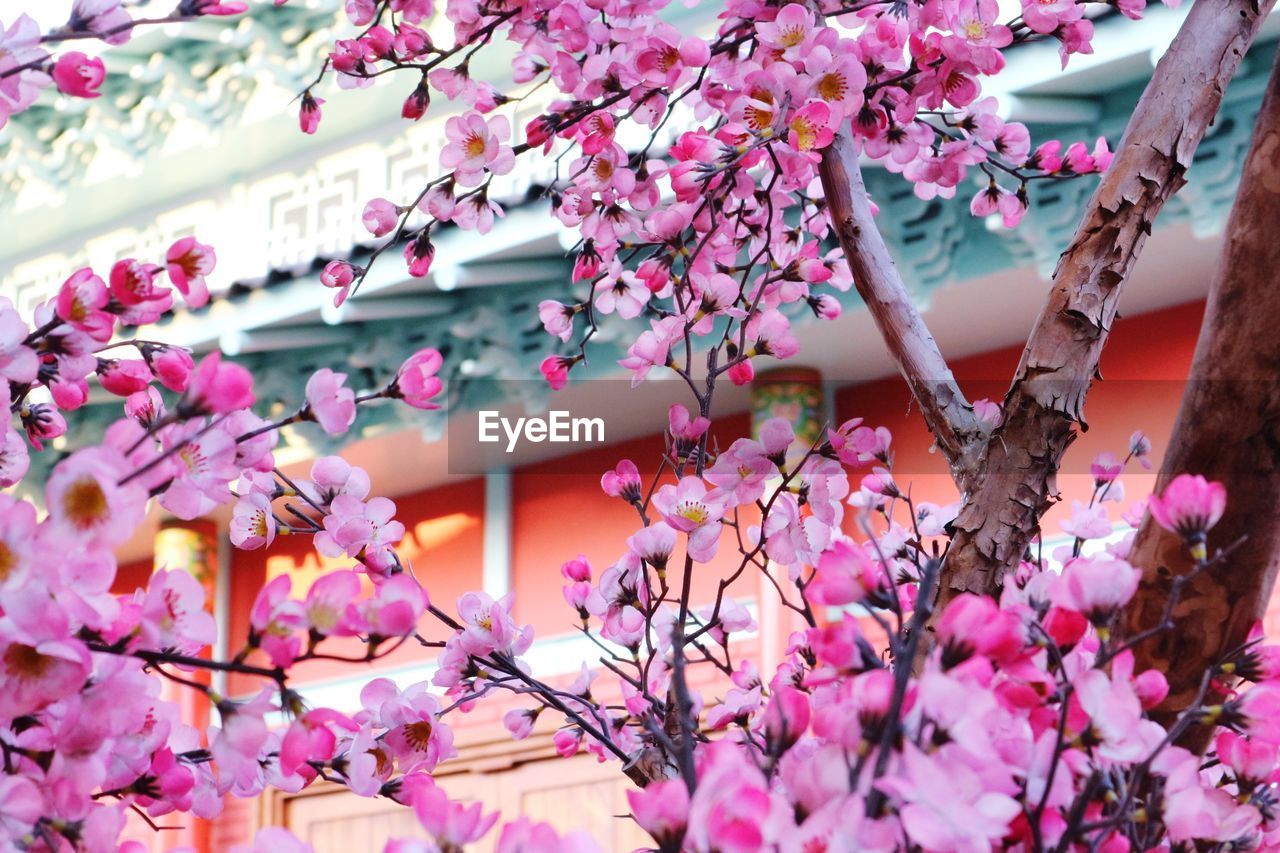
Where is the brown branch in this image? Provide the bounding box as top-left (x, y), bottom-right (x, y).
top-left (817, 134), bottom-right (983, 484)
top-left (1122, 41), bottom-right (1280, 742)
top-left (936, 0), bottom-right (1277, 610)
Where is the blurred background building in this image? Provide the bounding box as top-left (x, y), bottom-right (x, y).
top-left (3, 1), bottom-right (1278, 849)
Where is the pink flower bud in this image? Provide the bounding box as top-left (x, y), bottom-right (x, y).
top-left (560, 555), bottom-right (591, 582)
top-left (299, 92), bottom-right (324, 135)
top-left (539, 355), bottom-right (573, 390)
top-left (362, 198), bottom-right (399, 237)
top-left (552, 728), bottom-right (581, 758)
top-left (305, 368), bottom-right (357, 435)
top-left (402, 77), bottom-right (431, 121)
top-left (502, 708), bottom-right (538, 741)
top-left (96, 358), bottom-right (153, 397)
top-left (761, 685), bottom-right (810, 751)
top-left (1133, 669), bottom-right (1169, 711)
top-left (393, 348), bottom-right (444, 410)
top-left (21, 403), bottom-right (67, 450)
top-left (181, 352), bottom-right (255, 415)
top-left (727, 358), bottom-right (754, 386)
top-left (809, 293), bottom-right (841, 320)
top-left (626, 780), bottom-right (689, 849)
top-left (404, 230), bottom-right (435, 278)
top-left (142, 344), bottom-right (195, 393)
top-left (49, 377), bottom-right (89, 411)
top-left (601, 459), bottom-right (642, 502)
top-left (52, 52), bottom-right (105, 98)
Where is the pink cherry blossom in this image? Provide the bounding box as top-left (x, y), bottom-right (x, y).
top-left (440, 112), bottom-right (515, 187)
top-left (503, 708), bottom-right (539, 741)
top-left (1148, 473), bottom-right (1228, 547)
top-left (315, 494), bottom-right (406, 570)
top-left (593, 271), bottom-right (650, 319)
top-left (45, 447), bottom-right (145, 548)
top-left (231, 493), bottom-right (277, 550)
top-left (404, 229), bottom-right (436, 277)
top-left (21, 402), bottom-right (67, 451)
top-left (539, 355), bottom-right (573, 390)
top-left (165, 237), bottom-right (217, 309)
top-left (1061, 500), bottom-right (1112, 540)
top-left (0, 621), bottom-right (91, 719)
top-left (347, 574), bottom-right (428, 639)
top-left (627, 780), bottom-right (689, 850)
top-left (538, 300), bottom-right (577, 342)
top-left (456, 591), bottom-right (531, 657)
top-left (0, 427), bottom-right (29, 487)
top-left (627, 521), bottom-right (677, 573)
top-left (653, 476), bottom-right (724, 561)
top-left (601, 458), bottom-right (642, 502)
top-left (142, 343), bottom-right (195, 392)
top-left (755, 3), bottom-right (815, 59)
top-left (97, 358), bottom-right (153, 397)
top-left (705, 439), bottom-right (777, 506)
top-left (808, 538), bottom-right (883, 606)
top-left (787, 100), bottom-right (835, 154)
top-left (408, 778), bottom-right (499, 847)
top-left (55, 268), bottom-right (113, 341)
top-left (305, 368), bottom-right (358, 435)
top-left (137, 569), bottom-right (217, 655)
top-left (304, 570), bottom-right (361, 636)
top-left (1053, 555), bottom-right (1141, 625)
top-left (1091, 451), bottom-right (1125, 484)
top-left (68, 0), bottom-right (133, 45)
top-left (668, 403), bottom-right (710, 448)
top-left (0, 298), bottom-right (38, 384)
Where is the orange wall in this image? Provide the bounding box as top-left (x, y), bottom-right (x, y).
top-left (223, 477), bottom-right (486, 694)
top-left (834, 299), bottom-right (1206, 537)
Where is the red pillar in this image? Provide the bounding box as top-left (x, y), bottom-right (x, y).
top-left (153, 518), bottom-right (220, 853)
top-left (751, 368), bottom-right (824, 677)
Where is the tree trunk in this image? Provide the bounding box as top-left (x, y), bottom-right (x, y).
top-left (936, 0), bottom-right (1276, 613)
top-left (1122, 44), bottom-right (1280, 727)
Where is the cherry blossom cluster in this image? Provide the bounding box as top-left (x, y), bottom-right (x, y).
top-left (9, 0), bottom-right (1269, 851)
top-left (0, 233), bottom-right (627, 852)
top-left (502, 427), bottom-right (1276, 852)
top-left (305, 0), bottom-right (1139, 349)
top-left (0, 1), bottom-right (253, 130)
top-left (0, 236), bottom-right (482, 849)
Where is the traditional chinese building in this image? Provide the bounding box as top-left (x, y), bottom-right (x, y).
top-left (4, 3), bottom-right (1278, 850)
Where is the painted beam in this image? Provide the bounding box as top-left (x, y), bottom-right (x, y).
top-left (220, 325), bottom-right (356, 355)
top-left (321, 293), bottom-right (460, 325)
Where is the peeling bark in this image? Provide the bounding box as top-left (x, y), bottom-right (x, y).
top-left (818, 134), bottom-right (983, 486)
top-left (1122, 45), bottom-right (1280, 731)
top-left (935, 0), bottom-right (1276, 611)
